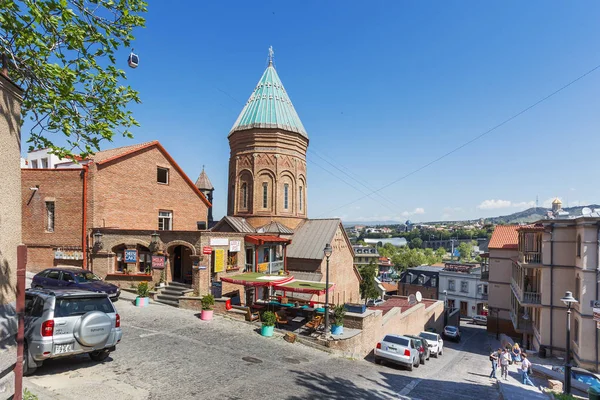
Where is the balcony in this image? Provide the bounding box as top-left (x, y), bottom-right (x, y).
top-left (510, 277), bottom-right (541, 305)
top-left (518, 251), bottom-right (542, 266)
top-left (481, 270), bottom-right (489, 281)
top-left (510, 310), bottom-right (534, 334)
top-left (246, 260), bottom-right (285, 274)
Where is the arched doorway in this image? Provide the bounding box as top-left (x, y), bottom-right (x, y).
top-left (170, 245), bottom-right (193, 283)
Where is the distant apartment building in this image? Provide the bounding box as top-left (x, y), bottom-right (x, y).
top-left (22, 148), bottom-right (88, 169)
top-left (398, 266), bottom-right (441, 300)
top-left (378, 257), bottom-right (393, 276)
top-left (438, 263), bottom-right (487, 317)
top-left (353, 245), bottom-right (379, 268)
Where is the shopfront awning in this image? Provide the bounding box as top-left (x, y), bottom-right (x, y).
top-left (272, 279), bottom-right (335, 295)
top-left (244, 235), bottom-right (292, 246)
top-left (220, 272), bottom-right (294, 287)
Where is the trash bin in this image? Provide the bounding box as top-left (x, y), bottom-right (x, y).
top-left (588, 385), bottom-right (600, 400)
top-left (538, 345), bottom-right (546, 359)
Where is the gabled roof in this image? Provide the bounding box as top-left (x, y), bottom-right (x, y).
top-left (287, 219), bottom-right (340, 260)
top-left (195, 167), bottom-right (213, 191)
top-left (92, 141), bottom-right (211, 207)
top-left (488, 225), bottom-right (519, 250)
top-left (229, 60), bottom-right (307, 138)
top-left (257, 221), bottom-right (294, 235)
top-left (211, 216), bottom-right (256, 233)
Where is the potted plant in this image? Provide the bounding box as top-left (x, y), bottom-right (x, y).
top-left (200, 294), bottom-right (215, 321)
top-left (157, 269), bottom-right (166, 288)
top-left (135, 281), bottom-right (150, 307)
top-left (261, 311), bottom-right (276, 337)
top-left (331, 305), bottom-right (346, 335)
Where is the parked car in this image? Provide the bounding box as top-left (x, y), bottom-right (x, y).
top-left (419, 331), bottom-right (444, 357)
top-left (367, 298), bottom-right (385, 307)
top-left (32, 268), bottom-right (120, 301)
top-left (23, 288), bottom-right (122, 375)
top-left (374, 334), bottom-right (420, 371)
top-left (443, 325), bottom-right (461, 342)
top-left (472, 315), bottom-right (487, 325)
top-left (405, 335), bottom-right (430, 363)
top-left (552, 366), bottom-right (600, 388)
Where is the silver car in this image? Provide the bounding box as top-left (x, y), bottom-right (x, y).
top-left (23, 288), bottom-right (122, 375)
top-left (374, 334), bottom-right (420, 371)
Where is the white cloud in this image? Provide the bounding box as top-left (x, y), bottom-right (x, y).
top-left (477, 199), bottom-right (535, 210)
top-left (401, 208), bottom-right (425, 217)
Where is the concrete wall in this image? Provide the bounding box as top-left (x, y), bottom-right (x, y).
top-left (487, 247), bottom-right (517, 328)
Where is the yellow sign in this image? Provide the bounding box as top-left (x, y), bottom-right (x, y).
top-left (258, 262), bottom-right (269, 273)
top-left (214, 249), bottom-right (225, 273)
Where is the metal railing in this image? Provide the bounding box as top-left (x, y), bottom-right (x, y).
top-left (510, 310), bottom-right (534, 333)
top-left (519, 251), bottom-right (542, 265)
top-left (511, 277), bottom-right (541, 305)
top-left (245, 261), bottom-right (284, 274)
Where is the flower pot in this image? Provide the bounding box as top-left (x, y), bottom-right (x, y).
top-left (200, 310), bottom-right (213, 321)
top-left (331, 324), bottom-right (344, 335)
top-left (135, 297), bottom-right (149, 307)
top-left (261, 325), bottom-right (274, 337)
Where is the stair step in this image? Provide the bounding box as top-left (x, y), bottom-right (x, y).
top-left (155, 298), bottom-right (179, 307)
top-left (157, 293), bottom-right (181, 302)
top-left (167, 282), bottom-right (192, 289)
top-left (162, 289), bottom-right (186, 296)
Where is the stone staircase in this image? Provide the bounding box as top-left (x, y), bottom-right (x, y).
top-left (155, 282), bottom-right (193, 307)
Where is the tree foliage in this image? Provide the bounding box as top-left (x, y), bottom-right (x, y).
top-left (358, 262), bottom-right (380, 304)
top-left (0, 0), bottom-right (147, 159)
top-left (457, 242), bottom-right (473, 261)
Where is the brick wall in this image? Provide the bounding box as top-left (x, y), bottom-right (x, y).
top-left (398, 283), bottom-right (438, 300)
top-left (90, 146), bottom-right (208, 231)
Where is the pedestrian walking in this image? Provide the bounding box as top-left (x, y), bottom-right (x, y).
top-left (521, 353), bottom-right (535, 386)
top-left (500, 349), bottom-right (510, 380)
top-left (489, 348), bottom-right (500, 379)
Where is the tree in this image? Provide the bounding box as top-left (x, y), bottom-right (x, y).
top-left (409, 237), bottom-right (423, 249)
top-left (458, 242), bottom-right (472, 261)
top-left (358, 262), bottom-right (380, 304)
top-left (1, 0), bottom-right (147, 159)
top-left (435, 247), bottom-right (447, 259)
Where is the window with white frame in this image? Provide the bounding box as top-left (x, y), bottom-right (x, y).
top-left (431, 277), bottom-right (437, 287)
top-left (461, 281), bottom-right (469, 293)
top-left (45, 201), bottom-right (55, 232)
top-left (157, 167), bottom-right (169, 184)
top-left (284, 184), bottom-right (289, 209)
top-left (158, 211), bottom-right (172, 230)
top-left (41, 158), bottom-right (49, 168)
top-left (31, 160), bottom-right (38, 168)
top-left (448, 279), bottom-right (455, 291)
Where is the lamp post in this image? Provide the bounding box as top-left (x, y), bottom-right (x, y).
top-left (323, 243), bottom-right (333, 338)
top-left (561, 291), bottom-right (578, 395)
top-left (92, 231), bottom-right (103, 251)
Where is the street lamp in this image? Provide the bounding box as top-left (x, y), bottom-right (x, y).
top-left (323, 243), bottom-right (333, 338)
top-left (561, 291), bottom-right (578, 395)
top-left (92, 231), bottom-right (103, 251)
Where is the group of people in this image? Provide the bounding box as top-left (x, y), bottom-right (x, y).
top-left (489, 343), bottom-right (535, 386)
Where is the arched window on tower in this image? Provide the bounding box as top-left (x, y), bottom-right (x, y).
top-left (241, 183), bottom-right (247, 209)
top-left (577, 234), bottom-right (582, 258)
top-left (284, 184), bottom-right (289, 209)
top-left (299, 186), bottom-right (303, 211)
top-left (262, 182), bottom-right (268, 209)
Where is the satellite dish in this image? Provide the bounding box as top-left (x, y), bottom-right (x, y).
top-left (416, 291), bottom-right (422, 303)
top-left (582, 207), bottom-right (592, 216)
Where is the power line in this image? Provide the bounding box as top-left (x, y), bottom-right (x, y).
top-left (317, 62), bottom-right (600, 217)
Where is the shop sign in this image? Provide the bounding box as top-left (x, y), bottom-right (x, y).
top-left (152, 256), bottom-right (165, 269)
top-left (258, 262), bottom-right (268, 273)
top-left (54, 249), bottom-right (84, 260)
top-left (203, 246), bottom-right (212, 255)
top-left (214, 249), bottom-right (225, 273)
top-left (229, 240), bottom-right (241, 252)
top-left (594, 307), bottom-right (600, 322)
top-left (124, 249), bottom-right (138, 263)
top-left (210, 238), bottom-right (228, 246)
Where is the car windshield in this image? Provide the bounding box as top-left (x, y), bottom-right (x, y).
top-left (383, 335), bottom-right (409, 346)
top-left (74, 272), bottom-right (102, 283)
top-left (446, 326), bottom-right (457, 332)
top-left (54, 297), bottom-right (114, 317)
top-left (420, 332), bottom-right (438, 341)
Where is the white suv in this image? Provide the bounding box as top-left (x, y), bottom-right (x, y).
top-left (418, 331), bottom-right (444, 357)
top-left (23, 288), bottom-right (122, 375)
top-left (374, 334), bottom-right (420, 371)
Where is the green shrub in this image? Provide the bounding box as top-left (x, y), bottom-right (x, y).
top-left (262, 311), bottom-right (276, 327)
top-left (24, 388), bottom-right (39, 400)
top-left (201, 294), bottom-right (215, 310)
top-left (137, 281), bottom-right (150, 297)
top-left (332, 305), bottom-right (346, 327)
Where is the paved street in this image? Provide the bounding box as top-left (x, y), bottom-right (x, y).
top-left (24, 295), bottom-right (501, 400)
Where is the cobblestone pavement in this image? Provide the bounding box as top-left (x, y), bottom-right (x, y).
top-left (24, 295), bottom-right (501, 400)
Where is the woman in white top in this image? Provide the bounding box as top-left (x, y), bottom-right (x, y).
top-left (521, 353), bottom-right (535, 386)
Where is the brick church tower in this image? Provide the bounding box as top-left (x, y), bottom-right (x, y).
top-left (227, 49), bottom-right (308, 230)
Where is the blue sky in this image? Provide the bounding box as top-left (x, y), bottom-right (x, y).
top-left (23, 1), bottom-right (600, 223)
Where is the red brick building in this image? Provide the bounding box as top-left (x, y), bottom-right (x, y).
top-left (22, 141), bottom-right (212, 286)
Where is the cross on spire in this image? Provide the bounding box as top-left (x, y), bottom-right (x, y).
top-left (268, 46), bottom-right (274, 65)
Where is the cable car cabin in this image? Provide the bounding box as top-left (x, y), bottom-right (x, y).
top-left (128, 51), bottom-right (139, 68)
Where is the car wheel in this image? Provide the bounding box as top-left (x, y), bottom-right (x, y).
top-left (414, 357), bottom-right (420, 368)
top-left (89, 349), bottom-right (110, 362)
top-left (407, 360), bottom-right (413, 371)
top-left (23, 342), bottom-right (37, 376)
top-left (439, 348), bottom-right (443, 356)
top-left (374, 357), bottom-right (381, 365)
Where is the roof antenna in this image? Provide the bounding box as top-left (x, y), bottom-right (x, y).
top-left (268, 46), bottom-right (274, 67)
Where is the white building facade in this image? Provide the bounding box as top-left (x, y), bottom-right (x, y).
top-left (438, 264), bottom-right (488, 318)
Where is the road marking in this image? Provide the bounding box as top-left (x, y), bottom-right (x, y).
top-left (398, 378), bottom-right (421, 397)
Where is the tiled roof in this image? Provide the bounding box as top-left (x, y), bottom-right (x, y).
top-left (488, 225), bottom-right (519, 249)
top-left (257, 221), bottom-right (294, 235)
top-left (229, 59), bottom-right (307, 138)
top-left (287, 219), bottom-right (340, 260)
top-left (195, 167), bottom-right (213, 191)
top-left (211, 216), bottom-right (256, 233)
top-left (91, 141), bottom-right (157, 163)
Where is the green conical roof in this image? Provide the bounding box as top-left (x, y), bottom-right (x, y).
top-left (229, 60), bottom-right (307, 138)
